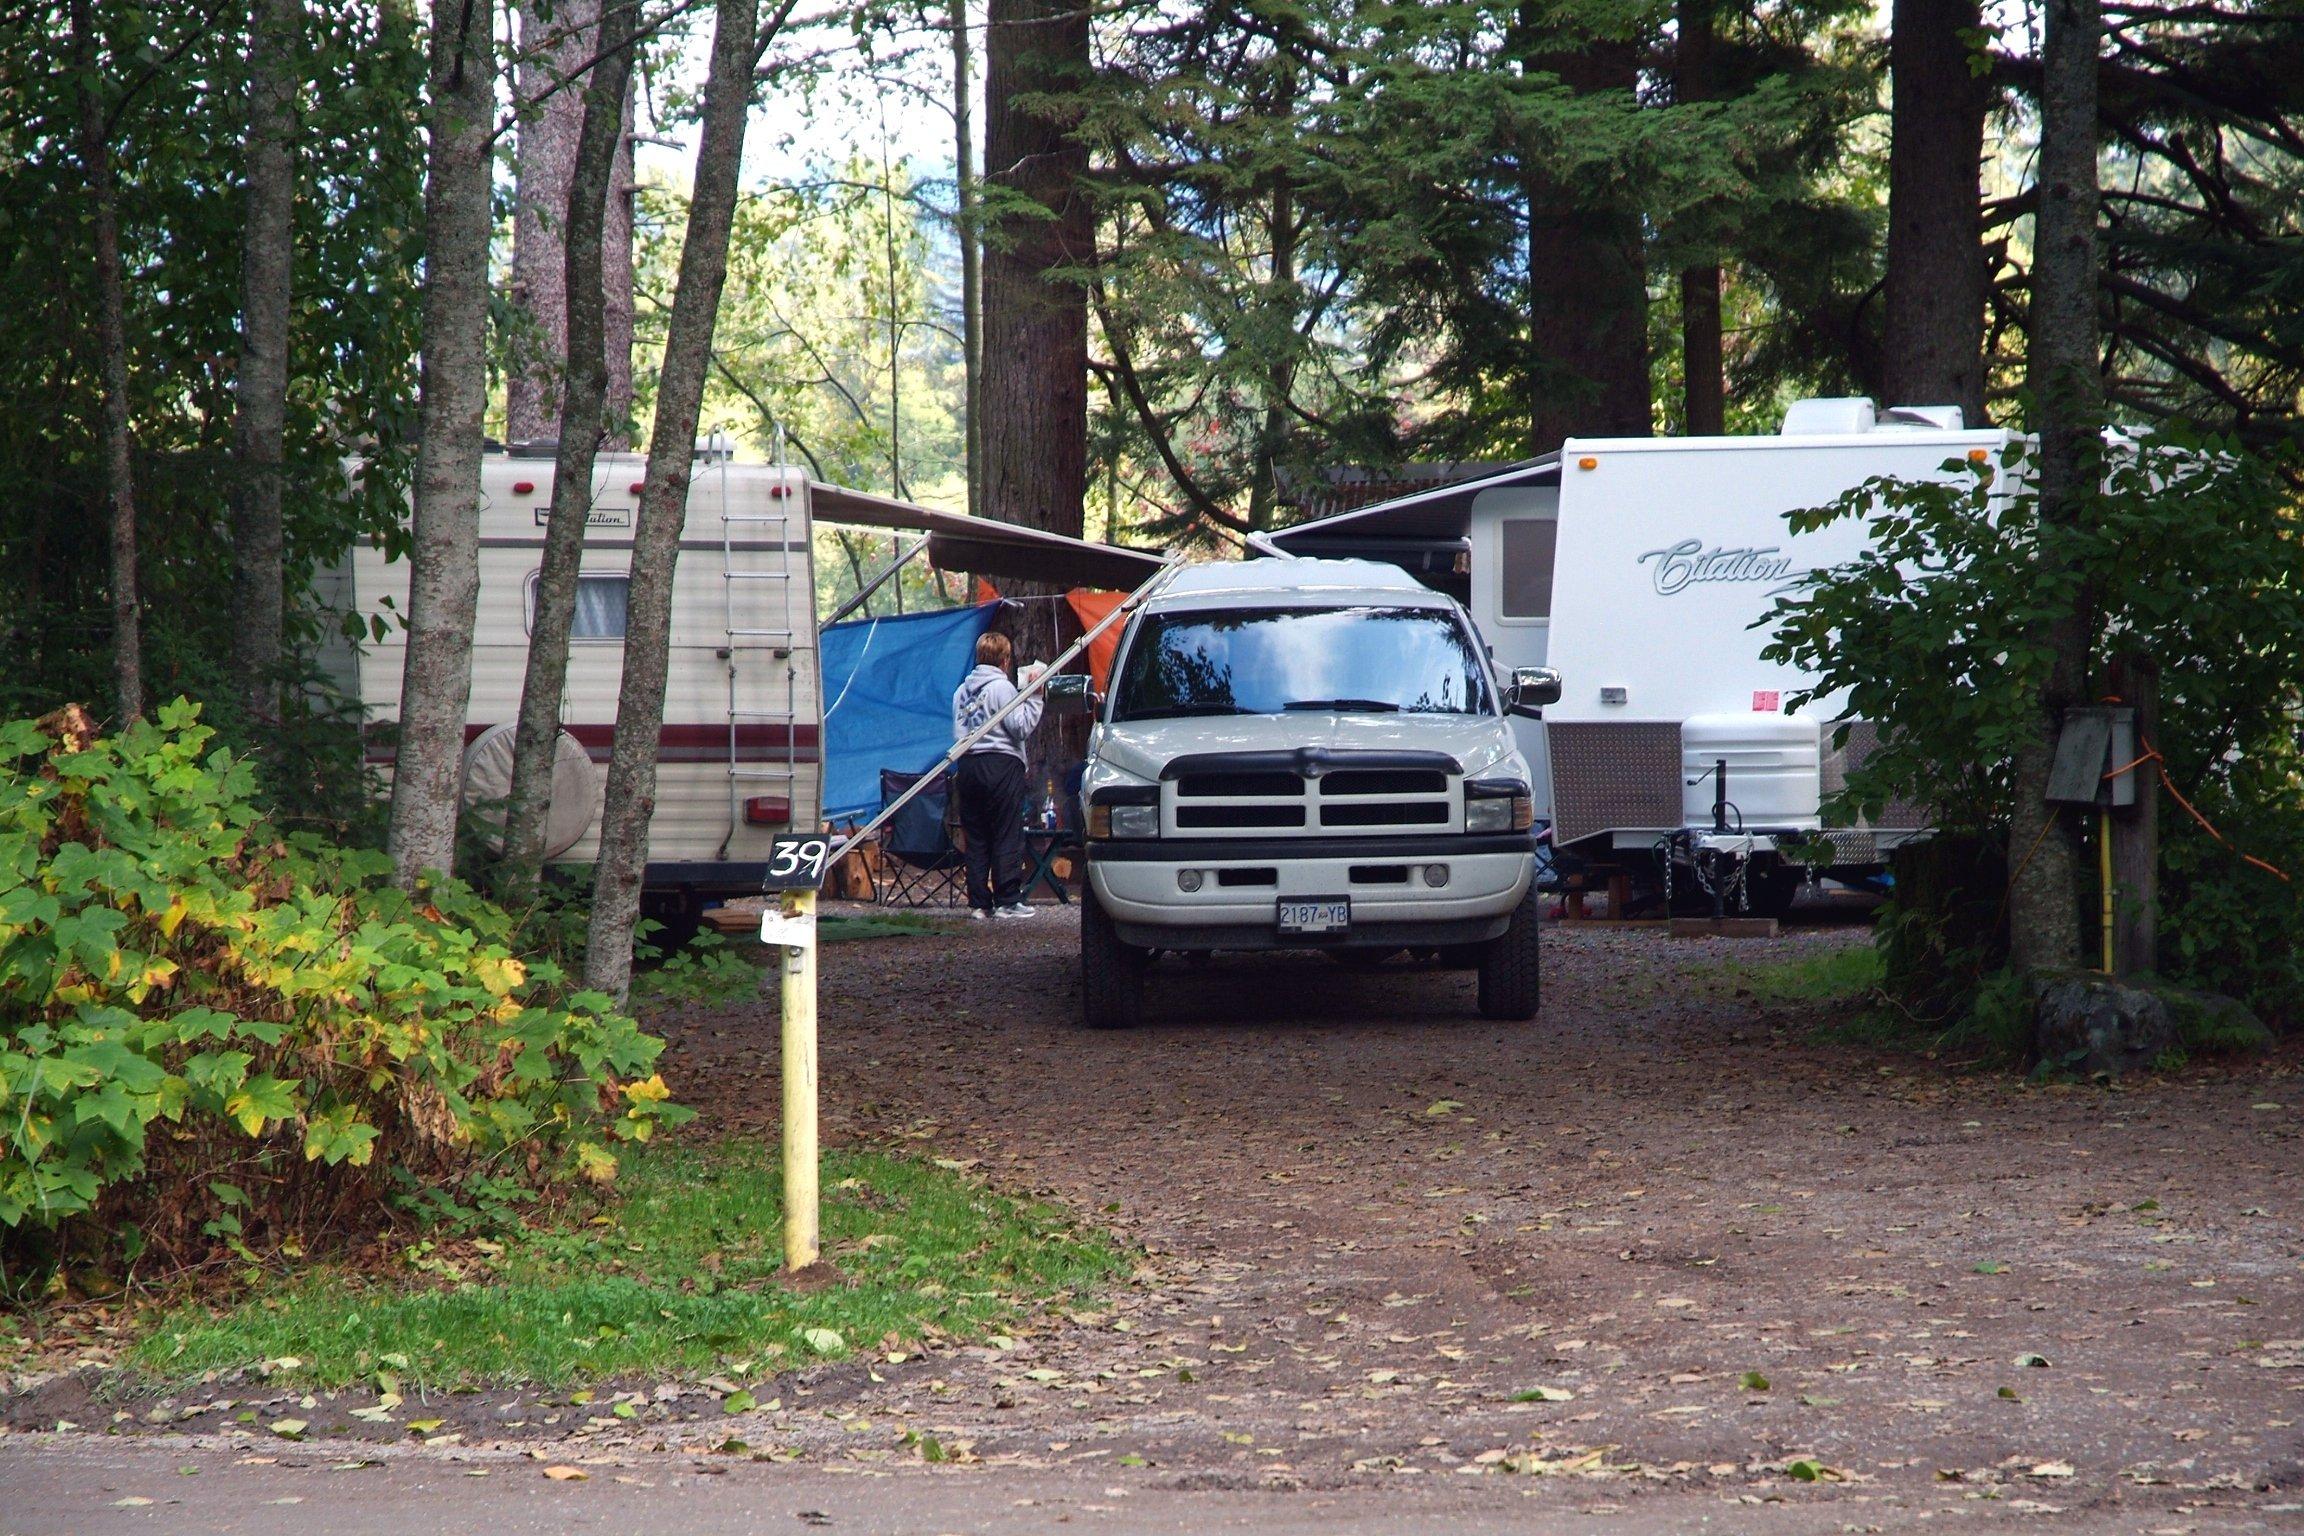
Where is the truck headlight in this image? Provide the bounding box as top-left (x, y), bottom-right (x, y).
top-left (1465, 781), bottom-right (1534, 833)
top-left (1108, 803), bottom-right (1160, 839)
top-left (1088, 787), bottom-right (1160, 840)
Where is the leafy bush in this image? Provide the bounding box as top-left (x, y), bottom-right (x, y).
top-left (1764, 431), bottom-right (2304, 1026)
top-left (629, 929), bottom-right (764, 1008)
top-left (0, 702), bottom-right (689, 1277)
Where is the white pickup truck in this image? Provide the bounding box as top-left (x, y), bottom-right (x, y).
top-left (1078, 559), bottom-right (1559, 1028)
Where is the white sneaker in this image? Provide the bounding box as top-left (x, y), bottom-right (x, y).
top-left (969, 908), bottom-right (989, 922)
top-left (993, 902), bottom-right (1037, 920)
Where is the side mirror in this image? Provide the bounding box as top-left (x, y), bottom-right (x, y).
top-left (1042, 671), bottom-right (1094, 714)
top-left (1505, 666), bottom-right (1561, 718)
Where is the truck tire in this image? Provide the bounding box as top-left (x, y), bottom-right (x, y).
top-left (1080, 883), bottom-right (1146, 1030)
top-left (1475, 884), bottom-right (1542, 1021)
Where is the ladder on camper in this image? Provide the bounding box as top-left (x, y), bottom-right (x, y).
top-left (713, 435), bottom-right (804, 850)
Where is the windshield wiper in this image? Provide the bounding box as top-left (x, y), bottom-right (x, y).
top-left (1283, 698), bottom-right (1401, 713)
top-left (1122, 702), bottom-right (1251, 720)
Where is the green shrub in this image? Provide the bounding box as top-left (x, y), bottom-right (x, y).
top-left (1764, 431), bottom-right (2304, 1029)
top-left (0, 701), bottom-right (688, 1277)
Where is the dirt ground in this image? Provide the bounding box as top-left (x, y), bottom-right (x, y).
top-left (9, 906), bottom-right (2304, 1532)
top-left (647, 905), bottom-right (2304, 1519)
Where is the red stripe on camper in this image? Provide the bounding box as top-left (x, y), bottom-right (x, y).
top-left (365, 723), bottom-right (819, 766)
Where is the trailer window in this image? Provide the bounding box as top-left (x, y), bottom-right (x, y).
top-left (526, 572), bottom-right (630, 641)
top-left (1112, 606), bottom-right (1492, 722)
top-left (1499, 517), bottom-right (1556, 619)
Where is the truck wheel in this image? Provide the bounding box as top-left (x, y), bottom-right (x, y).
top-left (1475, 884), bottom-right (1543, 1021)
top-left (1080, 884), bottom-right (1146, 1030)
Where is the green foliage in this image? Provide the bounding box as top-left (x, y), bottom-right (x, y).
top-left (131, 1143), bottom-right (1126, 1390)
top-left (1764, 432), bottom-right (2304, 1021)
top-left (0, 703), bottom-right (688, 1272)
top-left (629, 929), bottom-right (763, 1008)
top-left (0, 2), bottom-right (425, 736)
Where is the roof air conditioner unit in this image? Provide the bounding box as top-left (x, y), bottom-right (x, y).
top-left (1779, 397), bottom-right (1877, 436)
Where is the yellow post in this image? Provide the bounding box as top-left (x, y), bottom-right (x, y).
top-left (2099, 808), bottom-right (2116, 975)
top-left (778, 886), bottom-right (820, 1270)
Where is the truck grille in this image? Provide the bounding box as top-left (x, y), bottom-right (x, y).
top-left (1175, 802), bottom-right (1307, 829)
top-left (1176, 771), bottom-right (1303, 798)
top-left (1162, 754), bottom-right (1460, 837)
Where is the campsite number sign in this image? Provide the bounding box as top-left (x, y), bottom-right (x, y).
top-left (763, 834), bottom-right (834, 890)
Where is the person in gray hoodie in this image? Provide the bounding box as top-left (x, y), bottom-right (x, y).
top-left (951, 629), bottom-right (1044, 918)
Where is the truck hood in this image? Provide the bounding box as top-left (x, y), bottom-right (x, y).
top-left (1094, 712), bottom-right (1524, 783)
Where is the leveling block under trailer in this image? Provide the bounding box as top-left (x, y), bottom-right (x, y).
top-left (754, 551), bottom-right (1176, 1271)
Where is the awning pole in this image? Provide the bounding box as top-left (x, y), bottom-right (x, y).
top-left (825, 535), bottom-right (929, 626)
top-left (830, 559), bottom-right (1178, 861)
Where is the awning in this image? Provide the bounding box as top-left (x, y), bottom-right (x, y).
top-left (811, 483), bottom-right (1166, 591)
top-left (1256, 455), bottom-right (1562, 555)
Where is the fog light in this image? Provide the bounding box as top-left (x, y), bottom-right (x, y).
top-left (1423, 863), bottom-right (1450, 888)
top-left (1176, 869), bottom-right (1204, 892)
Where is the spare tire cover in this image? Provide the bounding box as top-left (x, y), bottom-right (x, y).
top-left (459, 722), bottom-right (601, 859)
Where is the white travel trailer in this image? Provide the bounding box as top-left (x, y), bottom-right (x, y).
top-left (1261, 398), bottom-right (2017, 913)
top-left (321, 445), bottom-right (1170, 932)
top-left (320, 444), bottom-right (822, 928)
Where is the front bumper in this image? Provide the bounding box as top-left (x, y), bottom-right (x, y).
top-left (1088, 831), bottom-right (1534, 946)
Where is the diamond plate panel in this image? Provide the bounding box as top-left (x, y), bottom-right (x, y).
top-left (1548, 722), bottom-right (1684, 846)
top-left (1821, 720), bottom-right (1929, 831)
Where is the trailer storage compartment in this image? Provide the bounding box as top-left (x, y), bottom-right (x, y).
top-left (1679, 714), bottom-right (1821, 830)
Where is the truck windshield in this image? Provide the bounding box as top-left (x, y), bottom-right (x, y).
top-left (1112, 606), bottom-right (1493, 722)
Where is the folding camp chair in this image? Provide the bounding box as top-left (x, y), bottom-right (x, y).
top-left (1021, 760), bottom-right (1086, 905)
top-left (875, 767), bottom-right (967, 907)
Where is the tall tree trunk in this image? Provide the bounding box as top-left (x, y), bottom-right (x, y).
top-left (1681, 267), bottom-right (1724, 434)
top-left (2006, 0), bottom-right (2101, 976)
top-left (387, 0), bottom-right (496, 889)
top-left (584, 0), bottom-right (761, 1000)
top-left (1247, 178), bottom-right (1297, 531)
top-left (1521, 40), bottom-right (1651, 455)
top-left (230, 0), bottom-right (301, 730)
top-left (502, 0), bottom-right (637, 900)
top-left (953, 0), bottom-right (981, 517)
top-left (1883, 0), bottom-right (1988, 422)
top-left (1676, 0), bottom-right (1724, 435)
top-left (508, 0), bottom-right (637, 447)
top-left (982, 0), bottom-right (1090, 662)
top-left (70, 0), bottom-right (142, 723)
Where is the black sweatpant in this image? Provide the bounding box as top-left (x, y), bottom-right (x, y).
top-left (955, 750), bottom-right (1029, 910)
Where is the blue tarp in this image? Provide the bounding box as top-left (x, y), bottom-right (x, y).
top-left (819, 602), bottom-right (1001, 822)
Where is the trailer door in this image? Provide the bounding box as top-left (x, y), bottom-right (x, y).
top-left (1467, 484), bottom-right (1558, 820)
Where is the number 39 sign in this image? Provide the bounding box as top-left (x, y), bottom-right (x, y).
top-left (763, 834), bottom-right (833, 890)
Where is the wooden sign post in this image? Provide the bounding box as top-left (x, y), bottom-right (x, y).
top-left (759, 835), bottom-right (832, 1272)
top-left (757, 562), bottom-right (1173, 1273)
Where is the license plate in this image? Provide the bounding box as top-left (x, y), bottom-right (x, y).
top-left (1277, 897), bottom-right (1350, 935)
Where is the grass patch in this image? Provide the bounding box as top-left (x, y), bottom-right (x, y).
top-left (128, 1142), bottom-right (1124, 1391)
top-left (820, 912), bottom-right (950, 943)
top-left (1712, 943), bottom-right (1886, 1006)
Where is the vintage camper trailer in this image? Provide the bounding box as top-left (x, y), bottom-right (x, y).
top-left (319, 443), bottom-right (821, 923)
top-left (1260, 399), bottom-right (2018, 912)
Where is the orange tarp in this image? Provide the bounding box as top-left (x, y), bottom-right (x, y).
top-left (1064, 589), bottom-right (1127, 695)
